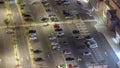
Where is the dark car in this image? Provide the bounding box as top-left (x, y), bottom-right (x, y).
top-left (63, 10), bottom-right (71, 16)
top-left (23, 14), bottom-right (31, 17)
top-left (85, 35), bottom-right (93, 40)
top-left (33, 50), bottom-right (42, 53)
top-left (34, 58), bottom-right (43, 62)
top-left (63, 41), bottom-right (68, 44)
top-left (46, 9), bottom-right (52, 12)
top-left (55, 28), bottom-right (63, 31)
top-left (29, 30), bottom-right (36, 33)
top-left (56, 1), bottom-right (62, 5)
top-left (74, 36), bottom-right (82, 40)
top-left (77, 0), bottom-right (83, 6)
top-left (66, 57), bottom-right (74, 61)
top-left (72, 30), bottom-right (80, 34)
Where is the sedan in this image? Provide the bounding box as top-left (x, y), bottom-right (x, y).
top-left (6, 29), bottom-right (13, 34)
top-left (49, 36), bottom-right (56, 41)
top-left (33, 50), bottom-right (42, 53)
top-left (34, 58), bottom-right (43, 62)
top-left (51, 42), bottom-right (59, 46)
top-left (83, 52), bottom-right (91, 56)
top-left (85, 35), bottom-right (94, 40)
top-left (56, 32), bottom-right (64, 37)
top-left (63, 41), bottom-right (69, 44)
top-left (72, 30), bottom-right (80, 34)
top-left (66, 57), bottom-right (74, 61)
top-left (74, 36), bottom-right (82, 40)
top-left (63, 49), bottom-right (71, 54)
top-left (52, 45), bottom-right (60, 49)
top-left (55, 28), bottom-right (63, 31)
top-left (54, 24), bottom-right (60, 28)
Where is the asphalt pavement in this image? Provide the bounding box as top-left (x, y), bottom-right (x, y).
top-left (0, 28), bottom-right (16, 68)
top-left (9, 1), bottom-right (32, 68)
top-left (85, 21), bottom-right (119, 68)
top-left (30, 25), bottom-right (65, 68)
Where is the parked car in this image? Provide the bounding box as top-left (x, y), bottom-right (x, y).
top-left (48, 33), bottom-right (54, 37)
top-left (49, 36), bottom-right (56, 41)
top-left (85, 35), bottom-right (94, 40)
top-left (74, 36), bottom-right (82, 40)
top-left (72, 30), bottom-right (80, 34)
top-left (29, 30), bottom-right (37, 40)
top-left (68, 64), bottom-right (73, 68)
top-left (33, 50), bottom-right (42, 53)
top-left (66, 57), bottom-right (74, 61)
top-left (29, 35), bottom-right (37, 40)
top-left (56, 32), bottom-right (64, 37)
top-left (77, 0), bottom-right (83, 6)
top-left (46, 8), bottom-right (52, 12)
top-left (51, 42), bottom-right (58, 46)
top-left (6, 29), bottom-right (13, 34)
top-left (64, 1), bottom-right (70, 5)
top-left (57, 65), bottom-right (63, 68)
top-left (65, 16), bottom-right (73, 19)
top-left (83, 52), bottom-right (91, 56)
top-left (34, 58), bottom-right (43, 62)
top-left (63, 41), bottom-right (69, 44)
top-left (54, 24), bottom-right (60, 28)
top-left (86, 39), bottom-right (98, 48)
top-left (63, 49), bottom-right (71, 54)
top-left (55, 28), bottom-right (63, 31)
top-left (52, 45), bottom-right (60, 49)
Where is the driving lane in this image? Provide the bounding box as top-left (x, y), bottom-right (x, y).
top-left (9, 1), bottom-right (32, 68)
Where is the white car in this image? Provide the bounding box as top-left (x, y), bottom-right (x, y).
top-left (30, 33), bottom-right (36, 36)
top-left (51, 42), bottom-right (58, 46)
top-left (57, 65), bottom-right (62, 68)
top-left (57, 32), bottom-right (64, 37)
top-left (63, 49), bottom-right (71, 54)
top-left (65, 16), bottom-right (73, 19)
top-left (49, 36), bottom-right (56, 40)
top-left (29, 34), bottom-right (37, 40)
top-left (48, 33), bottom-right (54, 37)
top-left (6, 29), bottom-right (13, 34)
top-left (52, 45), bottom-right (60, 49)
top-left (64, 1), bottom-right (70, 5)
top-left (30, 36), bottom-right (37, 40)
top-left (87, 39), bottom-right (98, 48)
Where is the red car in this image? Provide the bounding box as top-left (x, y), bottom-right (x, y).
top-left (68, 64), bottom-right (72, 68)
top-left (54, 24), bottom-right (60, 28)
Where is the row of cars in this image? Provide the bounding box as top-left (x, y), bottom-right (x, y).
top-left (72, 28), bottom-right (99, 57)
top-left (52, 24), bottom-right (77, 68)
top-left (48, 24), bottom-right (64, 50)
top-left (29, 30), bottom-right (37, 40)
top-left (28, 30), bottom-right (45, 65)
top-left (55, 0), bottom-right (83, 6)
top-left (72, 29), bottom-right (98, 49)
top-left (55, 0), bottom-right (70, 5)
top-left (41, 0), bottom-right (59, 22)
